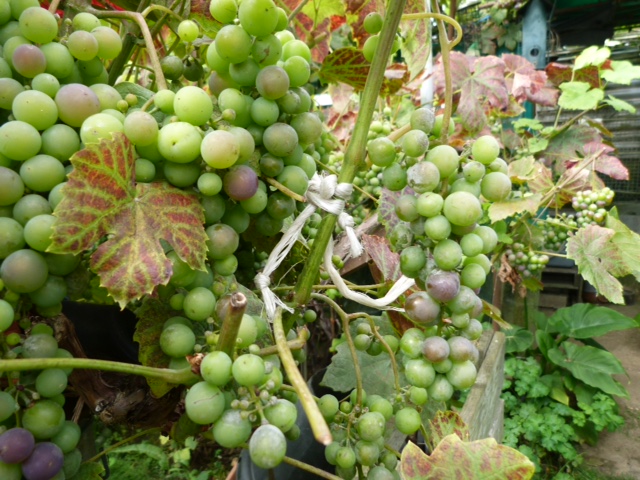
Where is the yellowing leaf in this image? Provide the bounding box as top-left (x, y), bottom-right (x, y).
top-left (508, 156), bottom-right (535, 184)
top-left (400, 435), bottom-right (535, 479)
top-left (601, 60), bottom-right (640, 85)
top-left (566, 225), bottom-right (625, 304)
top-left (488, 194), bottom-right (541, 223)
top-left (573, 45), bottom-right (610, 70)
top-left (50, 133), bottom-right (208, 308)
top-left (606, 214), bottom-right (640, 282)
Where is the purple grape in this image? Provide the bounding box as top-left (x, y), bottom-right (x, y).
top-left (223, 165), bottom-right (258, 201)
top-left (426, 271), bottom-right (460, 303)
top-left (21, 442), bottom-right (63, 480)
top-left (0, 427), bottom-right (35, 464)
top-left (404, 292), bottom-right (440, 325)
top-left (422, 336), bottom-right (450, 363)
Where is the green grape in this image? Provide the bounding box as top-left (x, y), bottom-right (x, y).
top-left (450, 178), bottom-right (480, 197)
top-left (404, 358), bottom-right (436, 388)
top-left (154, 89), bottom-right (175, 114)
top-left (410, 106), bottom-right (435, 134)
top-left (256, 65), bottom-right (290, 100)
top-left (212, 409), bottom-right (252, 448)
top-left (250, 96), bottom-right (279, 127)
top-left (407, 161), bottom-right (440, 194)
top-left (416, 192), bottom-right (443, 218)
top-left (460, 262), bottom-right (487, 289)
top-left (251, 34), bottom-right (282, 66)
top-left (72, 11), bottom-right (100, 31)
top-left (13, 193), bottom-right (52, 226)
top-left (182, 286), bottom-right (216, 321)
top-left (283, 55), bottom-right (310, 87)
top-left (432, 114), bottom-right (455, 138)
top-left (427, 375), bottom-right (454, 402)
top-left (424, 215), bottom-right (451, 241)
top-left (318, 394), bottom-right (339, 422)
top-left (123, 110), bottom-right (158, 146)
top-left (22, 332), bottom-right (58, 358)
top-left (55, 83), bottom-right (101, 128)
top-left (363, 12), bottom-right (383, 34)
top-left (0, 120), bottom-right (41, 161)
top-left (443, 191), bottom-right (482, 227)
top-left (157, 122), bottom-right (202, 163)
top-left (401, 129), bottom-right (430, 157)
top-left (20, 155), bottom-right (65, 193)
top-left (290, 112), bottom-right (322, 146)
top-left (177, 19), bottom-right (199, 42)
top-left (163, 160), bottom-right (200, 188)
top-left (249, 424), bottom-right (287, 469)
top-left (209, 0), bottom-right (237, 24)
top-left (425, 145), bottom-right (459, 178)
top-left (480, 171), bottom-right (511, 202)
top-left (368, 137), bottom-right (396, 167)
top-left (135, 158), bottom-right (155, 182)
top-left (232, 353), bottom-right (265, 386)
top-left (184, 381), bottom-right (225, 424)
top-left (29, 275), bottom-right (66, 308)
top-left (446, 360), bottom-right (477, 390)
top-left (354, 440), bottom-right (379, 467)
top-left (471, 135), bottom-right (500, 165)
top-left (35, 369), bottom-right (68, 399)
top-left (335, 446), bottom-right (356, 469)
top-left (0, 391), bottom-right (16, 422)
top-left (91, 26), bottom-right (122, 60)
top-left (201, 130), bottom-right (240, 169)
top-left (0, 166), bottom-right (24, 206)
top-left (276, 165), bottom-right (309, 196)
top-left (281, 39), bottom-right (311, 62)
top-left (198, 172), bottom-right (223, 196)
top-left (51, 421), bottom-right (81, 454)
top-left (357, 411), bottom-right (385, 442)
top-left (41, 124), bottom-right (80, 162)
top-left (240, 188), bottom-right (268, 214)
top-left (362, 34), bottom-right (379, 62)
top-left (447, 285), bottom-right (479, 315)
top-left (266, 191), bottom-right (296, 220)
top-left (229, 57), bottom-right (259, 86)
top-left (265, 398), bottom-right (297, 432)
top-left (174, 85), bottom-right (213, 126)
top-left (201, 351), bottom-right (233, 386)
top-left (22, 400), bottom-right (65, 439)
top-left (201, 195), bottom-right (226, 225)
top-left (473, 225), bottom-right (498, 254)
top-left (399, 327), bottom-right (426, 358)
top-left (160, 323), bottom-right (196, 357)
top-left (0, 249), bottom-right (48, 293)
top-left (238, 0), bottom-right (278, 37)
top-left (432, 239), bottom-right (462, 270)
top-left (234, 313), bottom-right (256, 347)
top-left (215, 24), bottom-right (252, 64)
top-left (0, 299), bottom-right (15, 332)
top-left (66, 30), bottom-right (99, 61)
top-left (80, 112), bottom-right (124, 144)
top-left (459, 233), bottom-right (484, 257)
top-left (381, 162), bottom-right (407, 191)
top-left (400, 245), bottom-right (426, 277)
top-left (18, 6), bottom-right (57, 44)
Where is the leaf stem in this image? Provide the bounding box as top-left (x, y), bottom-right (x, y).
top-left (281, 456), bottom-right (343, 480)
top-left (264, 176), bottom-right (307, 203)
top-left (293, 0), bottom-right (408, 306)
top-left (401, 12), bottom-right (463, 49)
top-left (0, 358), bottom-right (198, 384)
top-left (273, 308), bottom-right (332, 445)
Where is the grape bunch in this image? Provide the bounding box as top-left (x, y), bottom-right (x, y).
top-left (571, 187), bottom-right (614, 226)
top-left (540, 213), bottom-right (577, 251)
top-left (0, 321), bottom-right (84, 479)
top-left (503, 242), bottom-right (549, 278)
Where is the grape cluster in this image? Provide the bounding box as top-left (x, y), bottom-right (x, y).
top-left (503, 242), bottom-right (549, 278)
top-left (540, 213), bottom-right (577, 251)
top-left (0, 322), bottom-right (83, 479)
top-left (571, 187), bottom-right (614, 226)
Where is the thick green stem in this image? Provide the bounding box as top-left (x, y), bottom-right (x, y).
top-left (0, 358), bottom-right (197, 384)
top-left (216, 292), bottom-right (248, 356)
top-left (273, 309), bottom-right (332, 445)
top-left (293, 0), bottom-right (408, 306)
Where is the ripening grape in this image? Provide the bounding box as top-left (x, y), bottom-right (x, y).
top-left (404, 291), bottom-right (440, 325)
top-left (212, 409), bottom-right (252, 448)
top-left (0, 428), bottom-right (35, 464)
top-left (249, 424), bottom-right (287, 470)
top-left (19, 6), bottom-right (58, 44)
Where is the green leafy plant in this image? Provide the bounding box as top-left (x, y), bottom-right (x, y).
top-left (501, 303), bottom-right (637, 476)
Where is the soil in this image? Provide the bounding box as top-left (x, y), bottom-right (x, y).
top-left (580, 304), bottom-right (640, 478)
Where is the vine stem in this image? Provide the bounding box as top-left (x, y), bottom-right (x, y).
top-left (87, 8), bottom-right (168, 90)
top-left (273, 308), bottom-right (332, 445)
top-left (140, 4), bottom-right (183, 21)
top-left (282, 456), bottom-right (342, 480)
top-left (264, 177), bottom-right (307, 203)
top-left (294, 0), bottom-right (408, 306)
top-left (83, 427), bottom-right (160, 464)
top-left (430, 0), bottom-right (457, 143)
top-left (0, 358), bottom-right (198, 384)
top-left (312, 293), bottom-right (363, 405)
top-left (216, 292), bottom-right (248, 357)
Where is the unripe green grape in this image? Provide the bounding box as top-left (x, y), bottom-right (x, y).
top-left (460, 262), bottom-right (487, 289)
top-left (283, 55), bottom-right (310, 87)
top-left (462, 318), bottom-right (483, 341)
top-left (460, 233), bottom-right (484, 257)
top-left (72, 12), bottom-right (100, 31)
top-left (464, 253), bottom-right (492, 275)
top-left (472, 135), bottom-right (500, 165)
top-left (401, 129), bottom-right (430, 157)
top-left (427, 374), bottom-right (454, 402)
top-left (405, 358), bottom-right (436, 388)
top-left (433, 238), bottom-right (462, 271)
top-left (424, 214), bottom-right (452, 241)
top-left (256, 65), bottom-right (290, 100)
top-left (154, 89), bottom-right (175, 114)
top-left (395, 407), bottom-right (421, 435)
top-left (0, 120), bottom-right (41, 161)
top-left (160, 323), bottom-right (196, 357)
top-left (407, 160), bottom-right (440, 194)
top-left (395, 194), bottom-right (419, 222)
top-left (238, 0), bottom-right (278, 37)
top-left (443, 191), bottom-right (482, 227)
top-left (91, 26), bottom-right (122, 60)
top-left (382, 162), bottom-right (407, 191)
top-left (400, 245), bottom-right (426, 277)
top-left (232, 353), bottom-right (265, 386)
top-left (473, 225), bottom-right (499, 254)
top-left (318, 394), bottom-right (339, 422)
top-left (215, 24), bottom-right (252, 64)
top-left (177, 19), bottom-right (199, 42)
top-left (481, 171), bottom-right (511, 202)
top-left (462, 161), bottom-right (485, 183)
top-left (67, 30), bottom-right (99, 61)
top-left (410, 107), bottom-right (435, 134)
top-left (432, 114), bottom-right (455, 137)
top-left (368, 136), bottom-right (396, 167)
top-left (0, 249), bottom-right (48, 293)
top-left (0, 299), bottom-right (15, 332)
top-left (363, 12), bottom-right (383, 34)
top-left (362, 34), bottom-right (379, 62)
top-left (355, 440), bottom-right (380, 467)
top-left (19, 6), bottom-right (57, 44)
top-left (163, 160), bottom-right (200, 188)
top-left (425, 144), bottom-right (459, 178)
top-left (281, 39), bottom-right (311, 62)
top-left (158, 122), bottom-right (202, 164)
top-left (184, 381), bottom-right (225, 424)
top-left (209, 0), bottom-right (237, 24)
top-left (35, 369), bottom-right (68, 398)
top-left (416, 192), bottom-right (444, 217)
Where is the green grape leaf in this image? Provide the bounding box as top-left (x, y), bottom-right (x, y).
top-left (512, 119), bottom-right (543, 132)
top-left (435, 53), bottom-right (509, 132)
top-left (603, 95), bottom-right (636, 113)
top-left (547, 342), bottom-right (628, 398)
top-left (133, 296), bottom-right (174, 397)
top-left (318, 47), bottom-right (370, 90)
top-left (544, 124), bottom-right (600, 173)
top-left (400, 435), bottom-right (535, 479)
top-left (527, 137), bottom-right (548, 154)
top-left (605, 214), bottom-right (640, 282)
top-left (427, 411), bottom-right (469, 449)
top-left (566, 225), bottom-right (625, 304)
top-left (508, 156), bottom-right (536, 184)
top-left (68, 461), bottom-right (106, 480)
top-left (321, 341), bottom-right (396, 397)
top-left (547, 303), bottom-right (638, 338)
top-left (399, 0), bottom-right (431, 80)
top-left (488, 194), bottom-right (541, 223)
top-left (503, 326), bottom-right (534, 353)
top-left (573, 46), bottom-right (610, 70)
top-left (50, 133), bottom-right (208, 308)
top-left (301, 0), bottom-right (345, 28)
top-left (601, 60), bottom-right (640, 85)
top-left (558, 81), bottom-right (604, 110)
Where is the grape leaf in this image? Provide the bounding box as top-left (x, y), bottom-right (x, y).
top-left (566, 225), bottom-right (625, 304)
top-left (573, 45), bottom-right (610, 70)
top-left (133, 296), bottom-right (174, 397)
top-left (545, 62), bottom-right (601, 88)
top-left (318, 47), bottom-right (370, 90)
top-left (362, 234), bottom-right (401, 283)
top-left (378, 186), bottom-right (414, 234)
top-left (605, 214), bottom-right (640, 282)
top-left (526, 163), bottom-right (555, 204)
top-left (578, 142), bottom-right (629, 180)
top-left (604, 95), bottom-right (637, 113)
top-left (502, 54), bottom-right (546, 104)
top-left (503, 326), bottom-right (534, 353)
top-left (558, 81), bottom-right (604, 110)
top-left (301, 0), bottom-right (345, 28)
top-left (547, 303), bottom-right (638, 339)
top-left (399, 0), bottom-right (431, 80)
top-left (50, 133), bottom-right (208, 308)
top-left (488, 194), bottom-right (541, 223)
top-left (321, 339), bottom-right (396, 397)
top-left (345, 0), bottom-right (384, 48)
top-left (547, 342), bottom-right (628, 398)
top-left (450, 54), bottom-right (509, 132)
top-left (601, 60), bottom-right (640, 85)
top-left (552, 166), bottom-right (605, 210)
top-left (427, 411), bottom-right (469, 450)
top-left (543, 124), bottom-right (600, 172)
top-left (400, 436), bottom-right (535, 479)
